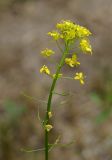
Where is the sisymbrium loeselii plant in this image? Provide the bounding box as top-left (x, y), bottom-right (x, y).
top-left (40, 20), bottom-right (92, 160)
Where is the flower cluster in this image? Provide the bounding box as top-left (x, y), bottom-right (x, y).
top-left (74, 72), bottom-right (85, 85)
top-left (80, 39), bottom-right (92, 54)
top-left (40, 65), bottom-right (50, 75)
top-left (48, 20), bottom-right (92, 53)
top-left (65, 54), bottom-right (80, 67)
top-left (48, 31), bottom-right (62, 40)
top-left (40, 20), bottom-right (93, 87)
top-left (41, 48), bottom-right (55, 57)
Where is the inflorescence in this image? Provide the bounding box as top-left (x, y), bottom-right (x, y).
top-left (40, 20), bottom-right (92, 93)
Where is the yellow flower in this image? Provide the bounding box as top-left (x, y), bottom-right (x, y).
top-left (65, 54), bottom-right (80, 67)
top-left (40, 65), bottom-right (50, 75)
top-left (48, 112), bottom-right (52, 118)
top-left (56, 20), bottom-right (75, 32)
top-left (74, 72), bottom-right (85, 84)
top-left (48, 31), bottom-right (62, 40)
top-left (56, 20), bottom-right (76, 42)
top-left (80, 39), bottom-right (92, 54)
top-left (41, 48), bottom-right (54, 57)
top-left (75, 25), bottom-right (92, 38)
top-left (53, 73), bottom-right (63, 78)
top-left (45, 124), bottom-right (53, 132)
top-left (56, 20), bottom-right (92, 43)
top-left (65, 58), bottom-right (74, 67)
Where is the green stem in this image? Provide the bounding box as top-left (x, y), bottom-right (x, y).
top-left (44, 44), bottom-right (69, 160)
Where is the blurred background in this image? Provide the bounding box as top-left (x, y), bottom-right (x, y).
top-left (0, 0), bottom-right (112, 160)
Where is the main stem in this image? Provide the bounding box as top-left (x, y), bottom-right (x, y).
top-left (44, 44), bottom-right (69, 160)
